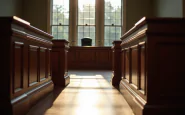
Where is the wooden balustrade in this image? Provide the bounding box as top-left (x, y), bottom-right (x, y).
top-left (51, 39), bottom-right (70, 86)
top-left (119, 17), bottom-right (185, 115)
top-left (0, 16), bottom-right (53, 115)
top-left (68, 46), bottom-right (112, 70)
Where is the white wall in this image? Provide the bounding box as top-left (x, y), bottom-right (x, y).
top-left (154, 0), bottom-right (183, 17)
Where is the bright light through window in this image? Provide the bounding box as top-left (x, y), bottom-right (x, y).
top-left (52, 0), bottom-right (69, 40)
top-left (78, 0), bottom-right (96, 46)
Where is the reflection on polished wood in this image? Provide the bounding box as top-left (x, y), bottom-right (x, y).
top-left (27, 71), bottom-right (134, 115)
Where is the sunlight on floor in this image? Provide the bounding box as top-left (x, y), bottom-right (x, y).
top-left (43, 71), bottom-right (133, 115)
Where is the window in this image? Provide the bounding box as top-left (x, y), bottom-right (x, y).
top-left (78, 0), bottom-right (96, 46)
top-left (52, 0), bottom-right (69, 40)
top-left (51, 0), bottom-right (123, 46)
top-left (104, 0), bottom-right (122, 46)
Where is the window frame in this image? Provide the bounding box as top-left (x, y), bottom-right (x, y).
top-left (50, 0), bottom-right (124, 46)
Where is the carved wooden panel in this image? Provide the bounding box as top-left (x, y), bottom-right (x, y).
top-left (140, 45), bottom-right (145, 91)
top-left (13, 42), bottom-right (24, 93)
top-left (64, 50), bottom-right (68, 74)
top-left (40, 47), bottom-right (47, 81)
top-left (125, 50), bottom-right (130, 81)
top-left (48, 49), bottom-right (52, 77)
top-left (131, 47), bottom-right (138, 86)
top-left (29, 45), bottom-right (39, 86)
top-left (121, 50), bottom-right (125, 79)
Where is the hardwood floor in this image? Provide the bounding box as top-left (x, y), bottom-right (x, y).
top-left (27, 70), bottom-right (134, 115)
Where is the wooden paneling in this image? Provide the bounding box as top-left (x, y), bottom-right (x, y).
top-left (119, 17), bottom-right (185, 115)
top-left (0, 17), bottom-right (53, 115)
top-left (125, 50), bottom-right (130, 81)
top-left (131, 47), bottom-right (138, 86)
top-left (13, 42), bottom-right (24, 93)
top-left (29, 45), bottom-right (39, 86)
top-left (40, 47), bottom-right (47, 81)
top-left (68, 46), bottom-right (112, 70)
top-left (140, 45), bottom-right (145, 91)
top-left (78, 51), bottom-right (95, 62)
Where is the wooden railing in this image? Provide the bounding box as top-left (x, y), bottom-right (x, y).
top-left (119, 17), bottom-right (185, 115)
top-left (0, 16), bottom-right (53, 115)
top-left (68, 46), bottom-right (112, 70)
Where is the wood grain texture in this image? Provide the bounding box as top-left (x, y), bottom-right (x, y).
top-left (68, 46), bottom-right (112, 70)
top-left (52, 40), bottom-right (70, 87)
top-left (0, 17), bottom-right (53, 115)
top-left (111, 41), bottom-right (122, 87)
top-left (120, 17), bottom-right (185, 115)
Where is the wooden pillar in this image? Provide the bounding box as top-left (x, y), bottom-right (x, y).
top-left (52, 39), bottom-right (70, 87)
top-left (111, 40), bottom-right (122, 87)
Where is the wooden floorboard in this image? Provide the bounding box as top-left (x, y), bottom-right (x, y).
top-left (27, 70), bottom-right (134, 115)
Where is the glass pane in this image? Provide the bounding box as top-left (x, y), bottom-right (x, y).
top-left (116, 27), bottom-right (121, 33)
top-left (52, 26), bottom-right (58, 33)
top-left (84, 26), bottom-right (90, 32)
top-left (104, 0), bottom-right (122, 46)
top-left (84, 12), bottom-right (89, 18)
top-left (52, 33), bottom-right (58, 39)
top-left (64, 32), bottom-right (68, 39)
top-left (90, 32), bottom-right (95, 39)
top-left (115, 19), bottom-right (121, 25)
top-left (105, 19), bottom-right (111, 25)
top-left (58, 32), bottom-right (63, 39)
top-left (78, 19), bottom-right (84, 25)
top-left (90, 19), bottom-right (95, 25)
top-left (116, 12), bottom-right (121, 19)
top-left (64, 19), bottom-right (69, 25)
top-left (64, 26), bottom-right (69, 32)
top-left (90, 12), bottom-right (95, 19)
top-left (78, 26), bottom-right (84, 32)
top-left (84, 19), bottom-right (89, 25)
top-left (84, 32), bottom-right (90, 37)
top-left (52, 0), bottom-right (69, 40)
top-left (58, 26), bottom-right (63, 32)
top-left (90, 27), bottom-right (95, 32)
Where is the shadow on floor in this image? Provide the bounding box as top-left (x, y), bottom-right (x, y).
top-left (26, 86), bottom-right (66, 115)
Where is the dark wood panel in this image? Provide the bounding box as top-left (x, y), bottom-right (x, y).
top-left (140, 45), bottom-right (145, 91)
top-left (68, 46), bottom-right (112, 70)
top-left (97, 51), bottom-right (110, 63)
top-left (0, 16), bottom-right (53, 115)
top-left (13, 42), bottom-right (24, 93)
top-left (131, 48), bottom-right (138, 86)
top-left (119, 17), bottom-right (185, 115)
top-left (121, 50), bottom-right (125, 79)
top-left (40, 47), bottom-right (46, 81)
top-left (156, 42), bottom-right (185, 104)
top-left (125, 50), bottom-right (130, 81)
top-left (29, 45), bottom-right (39, 86)
top-left (51, 51), bottom-right (60, 78)
top-left (47, 49), bottom-right (52, 77)
top-left (78, 51), bottom-right (95, 62)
